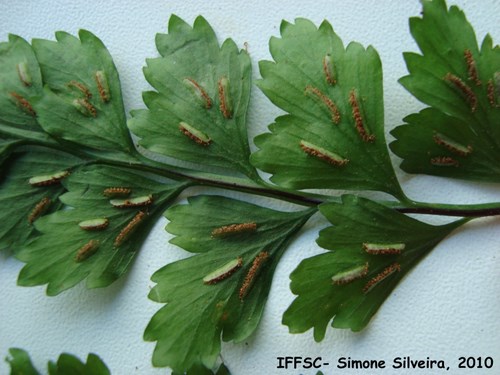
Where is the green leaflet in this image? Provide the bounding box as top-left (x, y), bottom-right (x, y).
top-left (5, 348), bottom-right (39, 375)
top-left (129, 16), bottom-right (256, 178)
top-left (16, 165), bottom-right (187, 295)
top-left (252, 18), bottom-right (404, 199)
top-left (145, 195), bottom-right (315, 371)
top-left (5, 348), bottom-right (110, 375)
top-left (283, 195), bottom-right (465, 341)
top-left (172, 363), bottom-right (231, 375)
top-left (0, 148), bottom-right (81, 253)
top-left (0, 34), bottom-right (57, 147)
top-left (30, 30), bottom-right (135, 155)
top-left (0, 35), bottom-right (42, 129)
top-left (48, 353), bottom-right (110, 375)
top-left (391, 0), bottom-right (500, 181)
top-left (391, 108), bottom-right (500, 180)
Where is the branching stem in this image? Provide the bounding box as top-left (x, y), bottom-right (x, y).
top-left (109, 152), bottom-right (500, 217)
top-left (10, 136), bottom-right (500, 218)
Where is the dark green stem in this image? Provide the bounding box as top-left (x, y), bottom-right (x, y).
top-left (12, 137), bottom-right (500, 218)
top-left (387, 199), bottom-right (500, 217)
top-left (109, 153), bottom-right (500, 217)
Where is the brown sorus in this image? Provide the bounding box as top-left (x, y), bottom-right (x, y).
top-left (109, 195), bottom-right (153, 208)
top-left (28, 171), bottom-right (70, 187)
top-left (179, 122), bottom-right (211, 146)
top-left (218, 76), bottom-right (233, 119)
top-left (239, 251), bottom-right (269, 300)
top-left (114, 211), bottom-right (146, 246)
top-left (323, 54), bottom-right (336, 85)
top-left (203, 257), bottom-right (243, 285)
top-left (349, 89), bottom-right (375, 142)
top-left (184, 78), bottom-right (212, 109)
top-left (9, 92), bottom-right (36, 116)
top-left (103, 187), bottom-right (132, 197)
top-left (95, 70), bottom-right (110, 103)
top-left (305, 85), bottom-right (340, 124)
top-left (75, 239), bottom-right (100, 262)
top-left (68, 80), bottom-right (92, 99)
top-left (487, 79), bottom-right (497, 107)
top-left (300, 140), bottom-right (348, 166)
top-left (433, 133), bottom-right (472, 156)
top-left (430, 156), bottom-right (459, 167)
top-left (28, 197), bottom-right (51, 224)
top-left (444, 73), bottom-right (477, 112)
top-left (464, 49), bottom-right (481, 86)
top-left (363, 262), bottom-right (401, 293)
top-left (211, 222), bottom-right (257, 238)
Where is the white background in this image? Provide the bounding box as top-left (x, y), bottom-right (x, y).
top-left (1, 1), bottom-right (499, 374)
